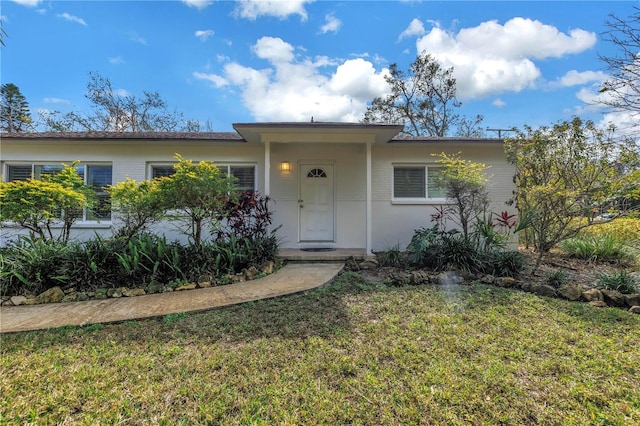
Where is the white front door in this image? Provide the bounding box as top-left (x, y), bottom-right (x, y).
top-left (299, 164), bottom-right (335, 242)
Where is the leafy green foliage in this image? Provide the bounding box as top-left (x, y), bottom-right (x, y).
top-left (0, 163), bottom-right (94, 243)
top-left (0, 238), bottom-right (70, 295)
top-left (0, 82), bottom-right (32, 132)
top-left (487, 250), bottom-right (528, 278)
top-left (596, 270), bottom-right (638, 294)
top-left (433, 152), bottom-right (492, 241)
top-left (559, 234), bottom-right (635, 264)
top-left (375, 243), bottom-right (408, 268)
top-left (156, 154), bottom-right (238, 245)
top-left (545, 270), bottom-right (569, 288)
top-left (108, 178), bottom-right (165, 240)
top-left (505, 117), bottom-right (640, 268)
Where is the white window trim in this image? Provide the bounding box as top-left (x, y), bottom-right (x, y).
top-left (3, 162), bottom-right (113, 223)
top-left (147, 162), bottom-right (257, 191)
top-left (391, 163), bottom-right (451, 205)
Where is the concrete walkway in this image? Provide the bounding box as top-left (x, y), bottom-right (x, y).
top-left (0, 263), bottom-right (344, 333)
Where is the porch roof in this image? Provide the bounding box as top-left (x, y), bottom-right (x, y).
top-left (232, 122), bottom-right (404, 144)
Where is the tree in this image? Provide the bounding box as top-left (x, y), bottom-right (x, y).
top-left (363, 53), bottom-right (482, 137)
top-left (1, 83), bottom-right (32, 132)
top-left (434, 152), bottom-right (490, 241)
top-left (0, 163), bottom-right (95, 243)
top-left (505, 117), bottom-right (640, 268)
top-left (598, 6), bottom-right (640, 119)
top-left (42, 72), bottom-right (194, 132)
top-left (107, 178), bottom-right (165, 240)
top-left (156, 155), bottom-right (239, 245)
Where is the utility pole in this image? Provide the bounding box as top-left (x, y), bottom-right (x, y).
top-left (486, 127), bottom-right (516, 138)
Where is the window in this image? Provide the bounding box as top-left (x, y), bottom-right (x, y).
top-left (149, 163), bottom-right (256, 191)
top-left (151, 165), bottom-right (175, 179)
top-left (5, 163), bottom-right (113, 221)
top-left (393, 165), bottom-right (446, 200)
top-left (229, 166), bottom-right (255, 191)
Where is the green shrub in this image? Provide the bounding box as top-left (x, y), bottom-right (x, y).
top-left (596, 270), bottom-right (638, 294)
top-left (559, 234), bottom-right (634, 264)
top-left (0, 237), bottom-right (70, 295)
top-left (408, 228), bottom-right (487, 273)
top-left (375, 243), bottom-right (408, 268)
top-left (488, 250), bottom-right (527, 278)
top-left (545, 270), bottom-right (569, 288)
top-left (581, 218), bottom-right (640, 245)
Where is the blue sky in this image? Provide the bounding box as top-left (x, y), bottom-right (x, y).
top-left (1, 0), bottom-right (638, 134)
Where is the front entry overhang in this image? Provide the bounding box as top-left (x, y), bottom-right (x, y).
top-left (233, 122), bottom-right (403, 256)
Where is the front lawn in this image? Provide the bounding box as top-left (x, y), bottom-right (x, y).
top-left (2, 272), bottom-right (639, 425)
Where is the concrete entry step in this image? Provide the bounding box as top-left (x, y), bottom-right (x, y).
top-left (278, 248), bottom-right (367, 263)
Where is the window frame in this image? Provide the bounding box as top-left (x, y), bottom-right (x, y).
top-left (4, 162), bottom-right (113, 223)
top-left (392, 163), bottom-right (449, 204)
top-left (147, 162), bottom-right (257, 192)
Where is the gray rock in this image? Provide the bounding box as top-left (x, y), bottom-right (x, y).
top-left (175, 284), bottom-right (196, 291)
top-left (198, 281), bottom-right (212, 288)
top-left (62, 294), bottom-right (78, 302)
top-left (359, 258), bottom-right (379, 270)
top-left (581, 288), bottom-right (603, 302)
top-left (589, 300), bottom-right (608, 308)
top-left (76, 292), bottom-right (89, 301)
top-left (495, 277), bottom-right (516, 288)
top-left (530, 284), bottom-right (557, 298)
top-left (244, 266), bottom-right (260, 280)
top-left (107, 288), bottom-right (124, 298)
top-left (345, 257), bottom-right (360, 271)
top-left (558, 284), bottom-right (583, 301)
top-left (601, 289), bottom-right (626, 307)
top-left (629, 306), bottom-right (640, 314)
top-left (94, 289), bottom-right (108, 299)
top-left (10, 295), bottom-right (26, 306)
top-left (36, 286), bottom-right (65, 304)
top-left (481, 275), bottom-right (495, 284)
top-left (261, 261), bottom-right (275, 275)
top-left (410, 270), bottom-right (430, 285)
top-left (22, 296), bottom-right (38, 305)
top-left (624, 293), bottom-right (640, 308)
top-left (122, 288), bottom-right (146, 297)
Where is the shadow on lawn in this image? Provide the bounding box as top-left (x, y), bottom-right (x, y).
top-left (4, 272), bottom-right (374, 347)
top-left (4, 272), bottom-right (638, 349)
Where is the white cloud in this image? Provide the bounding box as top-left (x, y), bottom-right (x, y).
top-left (113, 88), bottom-right (130, 97)
top-left (44, 97), bottom-right (70, 104)
top-left (195, 37), bottom-right (390, 122)
top-left (416, 17), bottom-right (597, 99)
top-left (252, 36), bottom-right (295, 63)
top-left (181, 0), bottom-right (212, 10)
top-left (193, 71), bottom-right (229, 88)
top-left (235, 0), bottom-right (312, 21)
top-left (109, 56), bottom-right (125, 64)
top-left (10, 0), bottom-right (41, 7)
top-left (130, 33), bottom-right (147, 45)
top-left (57, 12), bottom-right (87, 26)
top-left (552, 70), bottom-right (607, 88)
top-left (492, 98), bottom-right (506, 108)
top-left (195, 29), bottom-right (215, 41)
top-left (320, 14), bottom-right (342, 34)
top-left (398, 18), bottom-right (425, 41)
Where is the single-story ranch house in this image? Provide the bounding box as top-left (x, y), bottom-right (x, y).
top-left (1, 122), bottom-right (516, 254)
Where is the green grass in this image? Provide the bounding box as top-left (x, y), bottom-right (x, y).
top-left (2, 272), bottom-right (639, 425)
